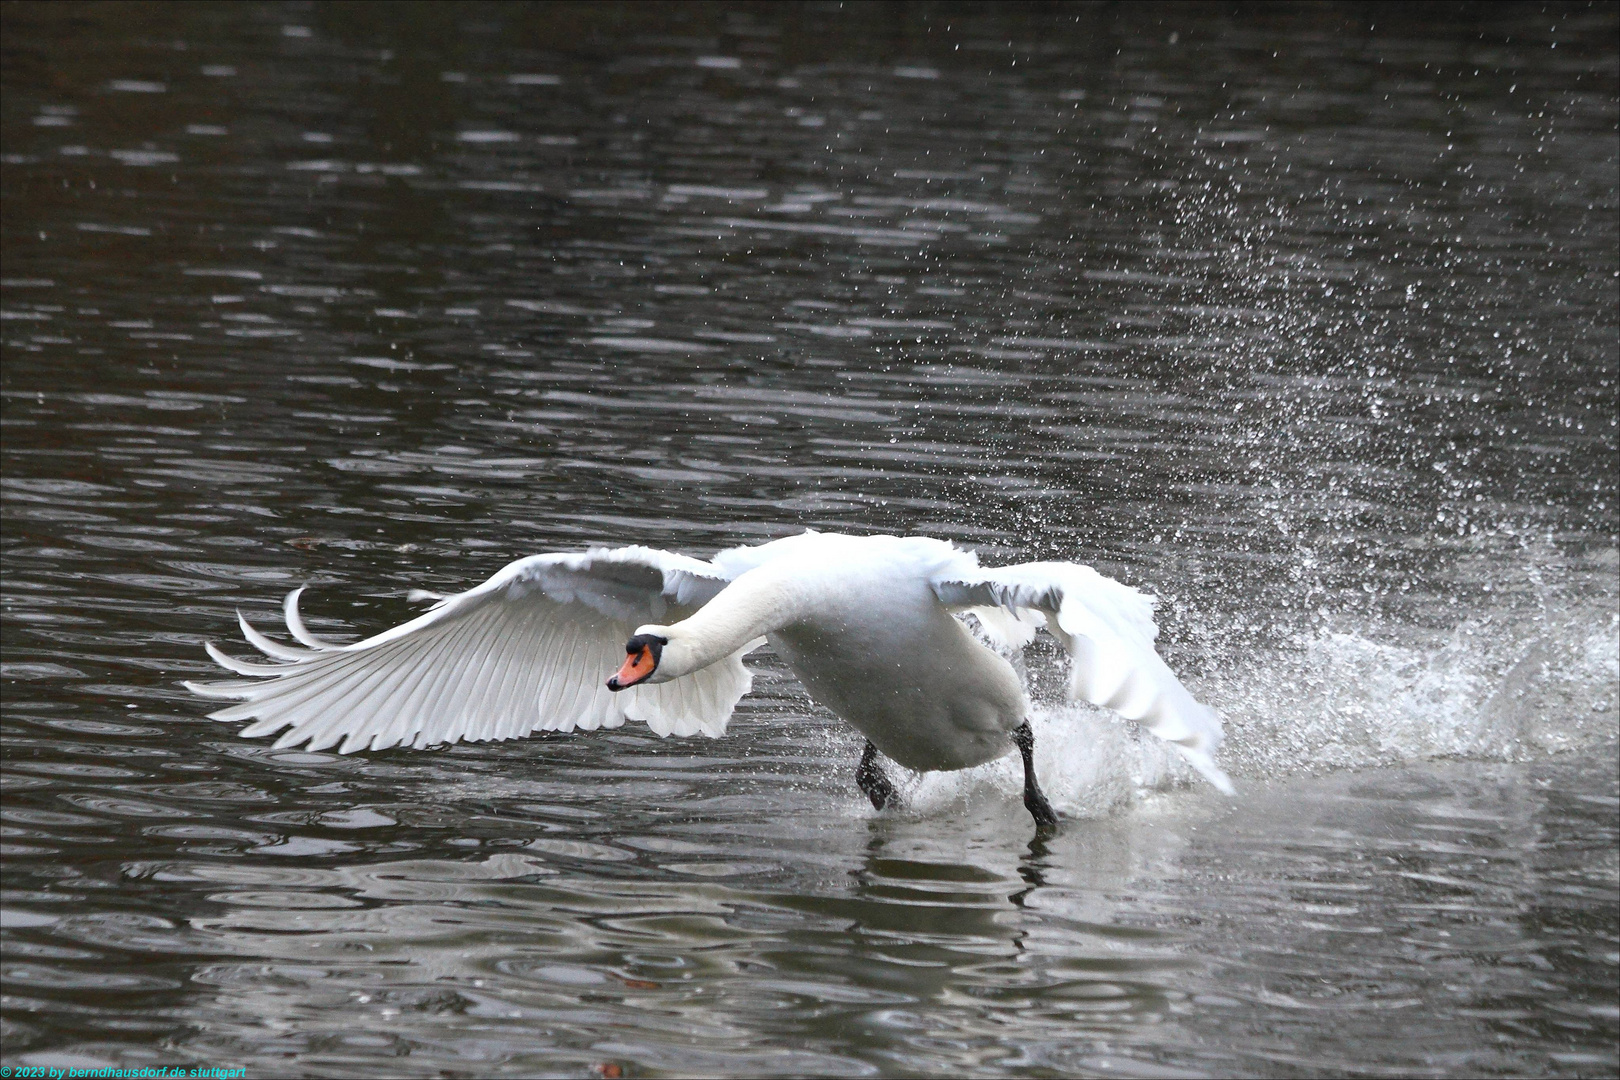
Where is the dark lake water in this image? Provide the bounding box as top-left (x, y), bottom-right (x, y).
top-left (2, 3), bottom-right (1616, 1076)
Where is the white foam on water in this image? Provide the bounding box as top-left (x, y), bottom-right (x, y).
top-left (899, 704), bottom-right (1196, 820)
top-left (1208, 544), bottom-right (1617, 779)
top-left (1209, 598), bottom-right (1618, 779)
top-left (892, 550), bottom-right (1618, 818)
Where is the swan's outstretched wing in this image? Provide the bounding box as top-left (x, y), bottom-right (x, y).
top-left (184, 547), bottom-right (753, 753)
top-left (933, 562), bottom-right (1234, 794)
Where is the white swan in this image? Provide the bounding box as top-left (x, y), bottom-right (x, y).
top-left (186, 531), bottom-right (1233, 826)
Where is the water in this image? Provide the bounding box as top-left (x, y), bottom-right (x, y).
top-left (2, 3), bottom-right (1616, 1076)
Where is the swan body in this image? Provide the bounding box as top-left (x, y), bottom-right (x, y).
top-left (187, 531), bottom-right (1235, 814)
top-left (647, 535), bottom-right (1028, 772)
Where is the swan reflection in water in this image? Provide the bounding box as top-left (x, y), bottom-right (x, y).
top-left (188, 530), bottom-right (1234, 829)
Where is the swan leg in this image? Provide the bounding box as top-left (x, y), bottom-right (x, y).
top-left (1014, 721), bottom-right (1059, 830)
top-left (856, 740), bottom-right (896, 811)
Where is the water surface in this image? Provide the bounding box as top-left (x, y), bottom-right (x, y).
top-left (2, 4), bottom-right (1616, 1077)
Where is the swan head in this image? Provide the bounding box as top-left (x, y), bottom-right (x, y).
top-left (605, 631), bottom-right (670, 691)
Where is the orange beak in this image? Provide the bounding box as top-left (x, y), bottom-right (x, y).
top-left (607, 646), bottom-right (656, 691)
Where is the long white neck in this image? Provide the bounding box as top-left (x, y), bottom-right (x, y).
top-left (648, 565), bottom-right (809, 678)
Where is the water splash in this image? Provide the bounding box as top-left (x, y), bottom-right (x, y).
top-left (899, 705), bottom-right (1196, 820)
top-left (1208, 550), bottom-right (1620, 779)
top-left (894, 550), bottom-right (1618, 819)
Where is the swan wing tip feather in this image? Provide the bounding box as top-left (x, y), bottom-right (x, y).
top-left (284, 587), bottom-right (347, 650)
top-left (181, 677), bottom-right (256, 701)
top-left (1173, 744), bottom-right (1236, 796)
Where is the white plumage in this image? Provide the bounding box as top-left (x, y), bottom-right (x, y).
top-left (187, 530), bottom-right (1234, 799)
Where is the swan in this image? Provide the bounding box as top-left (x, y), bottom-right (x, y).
top-left (186, 531), bottom-right (1234, 826)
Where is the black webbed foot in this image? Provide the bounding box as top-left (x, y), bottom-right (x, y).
top-left (1014, 721), bottom-right (1059, 832)
top-left (857, 740), bottom-right (897, 811)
